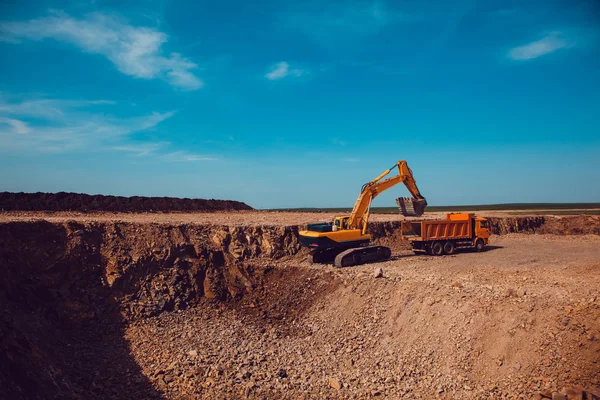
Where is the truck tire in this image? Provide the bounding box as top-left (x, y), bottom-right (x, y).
top-left (431, 241), bottom-right (444, 256)
top-left (443, 241), bottom-right (455, 255)
top-left (475, 239), bottom-right (485, 252)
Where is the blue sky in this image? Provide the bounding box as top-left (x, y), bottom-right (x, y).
top-left (0, 0), bottom-right (599, 209)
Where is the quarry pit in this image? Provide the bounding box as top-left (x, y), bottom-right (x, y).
top-left (1, 211), bottom-right (599, 399)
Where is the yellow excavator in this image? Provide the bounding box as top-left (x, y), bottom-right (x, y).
top-left (299, 160), bottom-right (427, 267)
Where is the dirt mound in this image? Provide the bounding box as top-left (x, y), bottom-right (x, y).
top-left (0, 192), bottom-right (253, 212)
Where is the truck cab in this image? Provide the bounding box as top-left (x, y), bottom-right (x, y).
top-left (475, 217), bottom-right (490, 245)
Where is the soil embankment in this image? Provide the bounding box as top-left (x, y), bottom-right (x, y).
top-left (0, 215), bottom-right (599, 399)
top-left (0, 192), bottom-right (253, 212)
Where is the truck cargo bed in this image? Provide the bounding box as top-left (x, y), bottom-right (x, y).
top-left (402, 214), bottom-right (474, 241)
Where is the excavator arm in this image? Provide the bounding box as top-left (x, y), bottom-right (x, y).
top-left (347, 160), bottom-right (427, 233)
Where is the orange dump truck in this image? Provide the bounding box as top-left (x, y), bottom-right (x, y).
top-left (401, 213), bottom-right (490, 255)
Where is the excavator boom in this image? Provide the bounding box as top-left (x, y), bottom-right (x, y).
top-left (347, 160), bottom-right (427, 232)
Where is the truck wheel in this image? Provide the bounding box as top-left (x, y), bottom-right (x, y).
top-left (475, 239), bottom-right (485, 252)
top-left (425, 244), bottom-right (433, 255)
top-left (443, 241), bottom-right (455, 255)
top-left (431, 241), bottom-right (444, 256)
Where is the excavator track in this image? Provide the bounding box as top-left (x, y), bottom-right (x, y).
top-left (333, 245), bottom-right (392, 268)
top-left (308, 247), bottom-right (345, 264)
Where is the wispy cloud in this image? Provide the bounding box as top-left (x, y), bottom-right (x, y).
top-left (0, 98), bottom-right (116, 120)
top-left (331, 137), bottom-right (346, 146)
top-left (0, 95), bottom-right (174, 153)
top-left (508, 31), bottom-right (571, 60)
top-left (0, 117), bottom-right (31, 135)
top-left (112, 141), bottom-right (169, 156)
top-left (160, 151), bottom-right (216, 162)
top-left (113, 144), bottom-right (215, 162)
top-left (0, 11), bottom-right (203, 90)
top-left (265, 61), bottom-right (308, 80)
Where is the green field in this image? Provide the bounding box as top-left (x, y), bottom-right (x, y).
top-left (270, 203), bottom-right (600, 215)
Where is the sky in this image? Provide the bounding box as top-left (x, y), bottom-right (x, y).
top-left (0, 0), bottom-right (599, 209)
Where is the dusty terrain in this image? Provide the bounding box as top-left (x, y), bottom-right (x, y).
top-left (127, 234), bottom-right (600, 400)
top-left (0, 211), bottom-right (599, 399)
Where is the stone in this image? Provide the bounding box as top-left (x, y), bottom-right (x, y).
top-left (513, 362), bottom-right (521, 371)
top-left (329, 378), bottom-right (342, 390)
top-left (374, 267), bottom-right (384, 278)
top-left (188, 350), bottom-right (198, 357)
top-left (551, 393), bottom-right (566, 400)
top-left (565, 386), bottom-right (585, 399)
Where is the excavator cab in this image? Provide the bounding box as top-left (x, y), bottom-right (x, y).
top-left (332, 216), bottom-right (350, 231)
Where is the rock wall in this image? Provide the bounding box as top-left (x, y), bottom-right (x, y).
top-left (487, 215), bottom-right (600, 235)
top-left (486, 216), bottom-right (546, 234)
top-left (0, 221), bottom-right (300, 399)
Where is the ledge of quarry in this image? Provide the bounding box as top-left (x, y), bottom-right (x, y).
top-left (1, 215), bottom-right (599, 399)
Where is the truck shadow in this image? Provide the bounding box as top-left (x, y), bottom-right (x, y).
top-left (390, 245), bottom-right (505, 259)
top-left (467, 245), bottom-right (504, 252)
top-left (0, 221), bottom-right (163, 400)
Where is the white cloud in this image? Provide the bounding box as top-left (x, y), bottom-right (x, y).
top-left (265, 61), bottom-right (308, 80)
top-left (160, 151), bottom-right (216, 162)
top-left (0, 99), bottom-right (115, 121)
top-left (508, 32), bottom-right (571, 60)
top-left (0, 96), bottom-right (174, 152)
top-left (0, 117), bottom-right (31, 134)
top-left (0, 11), bottom-right (203, 90)
top-left (112, 141), bottom-right (168, 156)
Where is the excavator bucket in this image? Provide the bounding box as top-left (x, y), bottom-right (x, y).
top-left (396, 197), bottom-right (427, 217)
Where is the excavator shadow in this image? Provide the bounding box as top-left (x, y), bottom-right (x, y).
top-left (387, 254), bottom-right (419, 261)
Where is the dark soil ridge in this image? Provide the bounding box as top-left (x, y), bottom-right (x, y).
top-left (0, 192), bottom-right (253, 212)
